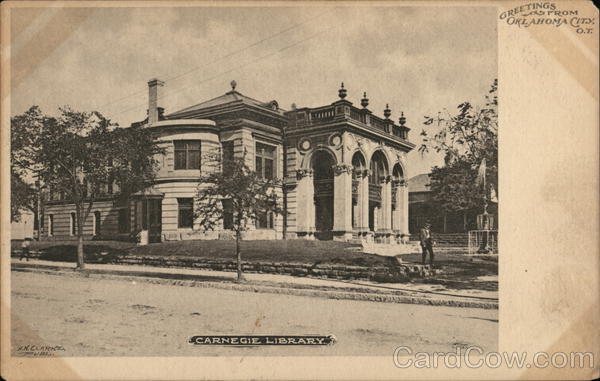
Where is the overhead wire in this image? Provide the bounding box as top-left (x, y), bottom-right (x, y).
top-left (111, 25), bottom-right (332, 119)
top-left (96, 9), bottom-right (334, 111)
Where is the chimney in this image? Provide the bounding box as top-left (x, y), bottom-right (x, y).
top-left (148, 78), bottom-right (164, 125)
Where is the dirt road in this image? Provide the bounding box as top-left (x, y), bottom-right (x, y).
top-left (11, 270), bottom-right (498, 356)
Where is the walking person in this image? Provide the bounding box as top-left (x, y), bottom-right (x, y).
top-left (19, 237), bottom-right (32, 262)
top-left (419, 222), bottom-right (434, 267)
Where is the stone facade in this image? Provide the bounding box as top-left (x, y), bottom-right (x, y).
top-left (43, 80), bottom-right (414, 244)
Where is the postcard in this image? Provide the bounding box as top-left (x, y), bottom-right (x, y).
top-left (1, 1), bottom-right (598, 380)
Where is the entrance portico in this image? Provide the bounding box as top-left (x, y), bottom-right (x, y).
top-left (293, 148), bottom-right (408, 243)
top-left (285, 83), bottom-right (414, 243)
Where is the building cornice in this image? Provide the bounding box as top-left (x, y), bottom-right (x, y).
top-left (219, 118), bottom-right (283, 139)
top-left (286, 120), bottom-right (414, 152)
top-left (252, 131), bottom-right (282, 145)
top-left (168, 101), bottom-right (288, 126)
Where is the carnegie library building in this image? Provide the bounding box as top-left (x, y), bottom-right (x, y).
top-left (43, 79), bottom-right (414, 244)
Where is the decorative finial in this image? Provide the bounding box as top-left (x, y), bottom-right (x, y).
top-left (361, 92), bottom-right (369, 108)
top-left (338, 82), bottom-right (347, 99)
top-left (399, 111), bottom-right (406, 126)
top-left (230, 80), bottom-right (237, 91)
top-left (384, 104), bottom-right (391, 119)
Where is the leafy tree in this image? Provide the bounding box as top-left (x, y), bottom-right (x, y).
top-left (108, 123), bottom-right (165, 205)
top-left (11, 106), bottom-right (48, 224)
top-left (195, 152), bottom-right (283, 282)
top-left (11, 106), bottom-right (163, 269)
top-left (419, 79), bottom-right (498, 217)
top-left (10, 172), bottom-right (37, 223)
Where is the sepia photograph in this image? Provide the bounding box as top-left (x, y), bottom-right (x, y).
top-left (1, 1), bottom-right (597, 380)
top-left (8, 3), bottom-right (499, 357)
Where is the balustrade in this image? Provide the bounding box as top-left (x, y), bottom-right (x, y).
top-left (310, 108), bottom-right (335, 121)
top-left (289, 104), bottom-right (410, 142)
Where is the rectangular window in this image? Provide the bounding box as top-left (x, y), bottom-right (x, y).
top-left (93, 211), bottom-right (101, 235)
top-left (222, 199), bottom-right (233, 229)
top-left (118, 208), bottom-right (129, 233)
top-left (255, 142), bottom-right (275, 180)
top-left (70, 212), bottom-right (76, 235)
top-left (255, 155), bottom-right (262, 177)
top-left (107, 175), bottom-right (114, 195)
top-left (223, 141), bottom-right (234, 162)
top-left (141, 201), bottom-right (148, 230)
top-left (178, 198), bottom-right (194, 229)
top-left (174, 140), bottom-right (201, 170)
top-left (222, 141), bottom-right (235, 176)
top-left (48, 215), bottom-right (54, 236)
top-left (256, 211), bottom-right (274, 229)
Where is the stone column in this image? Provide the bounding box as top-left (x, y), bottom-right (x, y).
top-left (392, 180), bottom-right (402, 242)
top-left (352, 196), bottom-right (359, 229)
top-left (383, 177), bottom-right (392, 231)
top-left (401, 180), bottom-right (409, 236)
top-left (332, 164), bottom-right (353, 241)
top-left (376, 180), bottom-right (385, 236)
top-left (295, 169), bottom-right (315, 239)
top-left (380, 176), bottom-right (393, 243)
top-left (352, 170), bottom-right (361, 231)
top-left (361, 170), bottom-right (371, 242)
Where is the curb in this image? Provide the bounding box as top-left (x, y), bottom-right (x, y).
top-left (11, 262), bottom-right (498, 310)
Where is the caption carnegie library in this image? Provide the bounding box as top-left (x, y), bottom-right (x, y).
top-left (189, 335), bottom-right (335, 346)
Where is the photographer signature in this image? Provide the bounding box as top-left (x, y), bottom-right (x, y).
top-left (15, 344), bottom-right (66, 357)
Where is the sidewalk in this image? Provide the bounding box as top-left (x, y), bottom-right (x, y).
top-left (11, 258), bottom-right (498, 309)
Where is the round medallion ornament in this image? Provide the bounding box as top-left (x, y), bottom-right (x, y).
top-left (329, 134), bottom-right (342, 148)
top-left (298, 138), bottom-right (312, 152)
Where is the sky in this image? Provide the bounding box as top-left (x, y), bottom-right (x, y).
top-left (10, 5), bottom-right (497, 177)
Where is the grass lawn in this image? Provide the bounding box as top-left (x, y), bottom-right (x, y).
top-left (12, 240), bottom-right (498, 288)
top-left (12, 239), bottom-right (394, 267)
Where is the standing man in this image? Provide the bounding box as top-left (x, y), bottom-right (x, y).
top-left (19, 237), bottom-right (31, 262)
top-left (419, 222), bottom-right (434, 266)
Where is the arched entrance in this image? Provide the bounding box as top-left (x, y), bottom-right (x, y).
top-left (312, 150), bottom-right (335, 240)
top-left (369, 151), bottom-right (389, 232)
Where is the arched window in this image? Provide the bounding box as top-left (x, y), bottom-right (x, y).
top-left (312, 150), bottom-right (336, 235)
top-left (369, 151), bottom-right (389, 184)
top-left (392, 163), bottom-right (404, 181)
top-left (352, 152), bottom-right (366, 176)
top-left (312, 150), bottom-right (335, 180)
